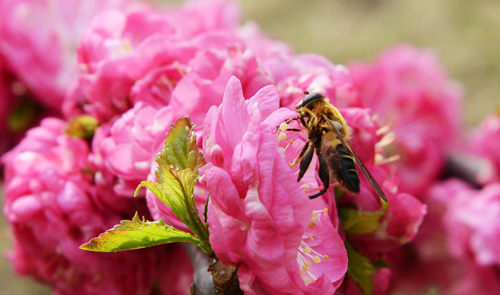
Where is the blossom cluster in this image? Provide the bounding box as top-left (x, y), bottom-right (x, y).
top-left (0, 0), bottom-right (491, 295)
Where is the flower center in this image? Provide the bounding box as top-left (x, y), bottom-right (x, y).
top-left (297, 208), bottom-right (330, 285)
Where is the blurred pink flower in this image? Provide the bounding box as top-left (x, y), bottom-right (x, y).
top-left (471, 112), bottom-right (500, 184)
top-left (389, 179), bottom-right (500, 295)
top-left (443, 183), bottom-right (500, 266)
top-left (199, 77), bottom-right (348, 294)
top-left (2, 118), bottom-right (187, 295)
top-left (0, 0), bottom-right (134, 110)
top-left (349, 44), bottom-right (463, 196)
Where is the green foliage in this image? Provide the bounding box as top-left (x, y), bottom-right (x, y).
top-left (338, 201), bottom-right (388, 235)
top-left (135, 117), bottom-right (212, 256)
top-left (65, 115), bottom-right (99, 139)
top-left (80, 213), bottom-right (200, 252)
top-left (155, 116), bottom-right (205, 172)
top-left (345, 241), bottom-right (376, 295)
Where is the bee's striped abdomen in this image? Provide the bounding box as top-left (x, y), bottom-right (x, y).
top-left (335, 144), bottom-right (360, 194)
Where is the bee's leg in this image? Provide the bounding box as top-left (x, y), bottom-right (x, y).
top-left (308, 154), bottom-right (330, 199)
top-left (297, 143), bottom-right (315, 181)
top-left (291, 141), bottom-right (311, 167)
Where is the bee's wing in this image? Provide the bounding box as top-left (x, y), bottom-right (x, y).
top-left (324, 115), bottom-right (388, 203)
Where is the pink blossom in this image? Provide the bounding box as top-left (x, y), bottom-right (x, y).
top-left (443, 183), bottom-right (500, 266)
top-left (0, 0), bottom-right (135, 110)
top-left (1, 118), bottom-right (179, 295)
top-left (199, 77), bottom-right (348, 294)
top-left (471, 113), bottom-right (500, 184)
top-left (388, 179), bottom-right (500, 295)
top-left (89, 102), bottom-right (180, 197)
top-left (65, 0), bottom-right (273, 123)
top-left (264, 53), bottom-right (357, 110)
top-left (349, 44), bottom-right (463, 196)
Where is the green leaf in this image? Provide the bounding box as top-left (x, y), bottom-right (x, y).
top-left (8, 97), bottom-right (40, 133)
top-left (338, 201), bottom-right (388, 235)
top-left (135, 117), bottom-right (213, 256)
top-left (156, 116), bottom-right (205, 173)
top-left (65, 115), bottom-right (99, 139)
top-left (80, 213), bottom-right (200, 252)
top-left (345, 241), bottom-right (376, 295)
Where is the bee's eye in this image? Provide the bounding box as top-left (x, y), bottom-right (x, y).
top-left (302, 93), bottom-right (324, 106)
top-left (296, 100), bottom-right (304, 109)
top-left (332, 121), bottom-right (343, 131)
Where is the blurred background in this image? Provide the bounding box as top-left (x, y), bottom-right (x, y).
top-left (1, 0), bottom-right (499, 293)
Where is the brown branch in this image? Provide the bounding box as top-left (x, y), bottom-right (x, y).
top-left (181, 243), bottom-right (243, 295)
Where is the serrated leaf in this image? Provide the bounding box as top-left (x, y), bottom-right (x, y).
top-left (156, 117), bottom-right (205, 173)
top-left (135, 117), bottom-right (213, 256)
top-left (80, 213), bottom-right (200, 252)
top-left (339, 201), bottom-right (388, 235)
top-left (345, 241), bottom-right (376, 295)
top-left (136, 169), bottom-right (208, 238)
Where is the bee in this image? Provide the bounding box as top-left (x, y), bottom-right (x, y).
top-left (285, 92), bottom-right (388, 202)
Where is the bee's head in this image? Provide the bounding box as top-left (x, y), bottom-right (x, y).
top-left (296, 92), bottom-right (325, 109)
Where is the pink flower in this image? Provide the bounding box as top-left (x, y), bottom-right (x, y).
top-left (200, 77), bottom-right (348, 294)
top-left (89, 102), bottom-right (181, 197)
top-left (349, 44), bottom-right (463, 196)
top-left (443, 183), bottom-right (500, 266)
top-left (1, 118), bottom-right (179, 295)
top-left (264, 53), bottom-right (357, 110)
top-left (388, 179), bottom-right (500, 295)
top-left (65, 0), bottom-right (273, 123)
top-left (0, 0), bottom-right (134, 110)
top-left (471, 113), bottom-right (500, 184)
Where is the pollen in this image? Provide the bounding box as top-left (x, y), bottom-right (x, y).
top-left (279, 122), bottom-right (289, 131)
top-left (308, 234), bottom-right (314, 241)
top-left (372, 114), bottom-right (379, 121)
top-left (309, 221), bottom-right (316, 228)
top-left (324, 255), bottom-right (329, 261)
top-left (313, 256), bottom-right (321, 263)
top-left (303, 247), bottom-right (312, 254)
top-left (278, 132), bottom-right (287, 141)
top-left (300, 183), bottom-right (310, 189)
top-left (304, 277), bottom-right (311, 284)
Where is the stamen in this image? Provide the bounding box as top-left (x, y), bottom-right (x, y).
top-left (300, 183), bottom-right (310, 189)
top-left (173, 61), bottom-right (186, 76)
top-left (312, 256), bottom-right (321, 263)
top-left (376, 124), bottom-right (392, 135)
top-left (278, 132), bottom-right (287, 141)
top-left (375, 154), bottom-right (401, 165)
top-left (375, 131), bottom-right (396, 149)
